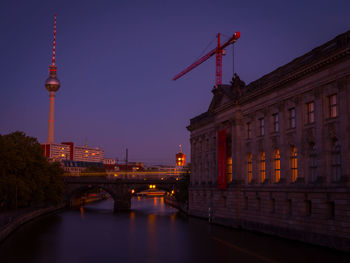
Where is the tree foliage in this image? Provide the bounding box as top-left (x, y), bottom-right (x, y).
top-left (0, 132), bottom-right (64, 211)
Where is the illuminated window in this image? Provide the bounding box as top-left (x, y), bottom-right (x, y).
top-left (246, 122), bottom-right (252, 139)
top-left (273, 113), bottom-right (279, 132)
top-left (247, 153), bottom-right (253, 183)
top-left (332, 144), bottom-right (341, 181)
top-left (260, 152), bottom-right (266, 183)
top-left (290, 146), bottom-right (298, 182)
top-left (329, 94), bottom-right (338, 118)
top-left (306, 102), bottom-right (315, 124)
top-left (273, 149), bottom-right (280, 183)
top-left (259, 118), bottom-right (265, 136)
top-left (289, 108), bottom-right (296, 128)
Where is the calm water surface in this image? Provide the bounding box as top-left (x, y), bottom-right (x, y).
top-left (0, 197), bottom-right (349, 263)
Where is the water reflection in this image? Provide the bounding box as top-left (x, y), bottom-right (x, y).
top-left (0, 197), bottom-right (349, 263)
top-left (80, 206), bottom-right (85, 219)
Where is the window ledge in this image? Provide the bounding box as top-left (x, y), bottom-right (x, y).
top-left (304, 123), bottom-right (315, 129)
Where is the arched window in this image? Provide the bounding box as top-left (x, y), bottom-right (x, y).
top-left (273, 149), bottom-right (281, 183)
top-left (332, 144), bottom-right (341, 181)
top-left (260, 152), bottom-right (266, 183)
top-left (310, 146), bottom-right (317, 182)
top-left (291, 146), bottom-right (298, 182)
top-left (247, 153), bottom-right (253, 184)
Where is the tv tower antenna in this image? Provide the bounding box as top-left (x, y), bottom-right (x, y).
top-left (45, 13), bottom-right (61, 144)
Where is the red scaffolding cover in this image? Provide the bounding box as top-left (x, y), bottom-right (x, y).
top-left (217, 129), bottom-right (227, 189)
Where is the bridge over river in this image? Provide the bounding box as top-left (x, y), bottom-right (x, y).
top-left (63, 174), bottom-right (180, 211)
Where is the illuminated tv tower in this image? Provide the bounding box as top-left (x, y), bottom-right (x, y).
top-left (45, 14), bottom-right (60, 144)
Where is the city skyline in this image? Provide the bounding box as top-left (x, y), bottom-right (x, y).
top-left (1, 0), bottom-right (349, 164)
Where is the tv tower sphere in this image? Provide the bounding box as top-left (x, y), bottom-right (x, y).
top-left (45, 66), bottom-right (60, 92)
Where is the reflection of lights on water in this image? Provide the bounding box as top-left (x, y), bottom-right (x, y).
top-left (170, 214), bottom-right (176, 223)
top-left (154, 198), bottom-right (157, 206)
top-left (80, 206), bottom-right (85, 219)
top-left (130, 211), bottom-right (135, 221)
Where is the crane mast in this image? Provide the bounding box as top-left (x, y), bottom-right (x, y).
top-left (173, 31), bottom-right (240, 87)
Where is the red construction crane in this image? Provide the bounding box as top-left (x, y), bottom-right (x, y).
top-left (173, 32), bottom-right (240, 87)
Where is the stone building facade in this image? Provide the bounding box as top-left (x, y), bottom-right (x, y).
top-left (187, 30), bottom-right (350, 251)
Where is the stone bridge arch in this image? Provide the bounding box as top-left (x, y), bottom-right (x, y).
top-left (63, 176), bottom-right (181, 211)
top-left (64, 182), bottom-right (132, 211)
top-left (131, 183), bottom-right (175, 194)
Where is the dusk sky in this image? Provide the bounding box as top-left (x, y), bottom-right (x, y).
top-left (1, 0), bottom-right (349, 164)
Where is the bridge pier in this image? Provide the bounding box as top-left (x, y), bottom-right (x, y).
top-left (114, 197), bottom-right (131, 212)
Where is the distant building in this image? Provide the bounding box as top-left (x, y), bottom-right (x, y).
top-left (117, 162), bottom-right (144, 171)
top-left (187, 30), bottom-right (350, 251)
top-left (175, 144), bottom-right (186, 167)
top-left (62, 160), bottom-right (104, 175)
top-left (73, 145), bottom-right (104, 163)
top-left (42, 141), bottom-right (104, 163)
top-left (103, 158), bottom-right (116, 170)
top-left (41, 143), bottom-right (70, 161)
top-left (145, 164), bottom-right (175, 172)
top-left (176, 153), bottom-right (186, 167)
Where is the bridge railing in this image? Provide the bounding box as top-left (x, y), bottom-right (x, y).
top-left (63, 171), bottom-right (183, 181)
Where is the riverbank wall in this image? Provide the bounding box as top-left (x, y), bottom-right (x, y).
top-left (189, 186), bottom-right (350, 253)
top-left (0, 205), bottom-right (64, 243)
top-left (164, 196), bottom-right (188, 214)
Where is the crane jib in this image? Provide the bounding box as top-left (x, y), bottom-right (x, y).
top-left (173, 32), bottom-right (240, 83)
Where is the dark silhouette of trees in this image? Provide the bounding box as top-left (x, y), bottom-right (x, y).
top-left (0, 132), bottom-right (64, 211)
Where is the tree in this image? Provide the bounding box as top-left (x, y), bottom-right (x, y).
top-left (0, 131), bottom-right (64, 211)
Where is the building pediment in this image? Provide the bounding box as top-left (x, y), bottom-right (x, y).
top-left (208, 74), bottom-right (246, 112)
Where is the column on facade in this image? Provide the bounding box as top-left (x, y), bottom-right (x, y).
top-left (231, 115), bottom-right (243, 183)
top-left (265, 108), bottom-right (273, 184)
top-left (198, 137), bottom-right (202, 185)
top-left (295, 96), bottom-right (303, 182)
top-left (205, 135), bottom-right (209, 185)
top-left (279, 102), bottom-right (288, 184)
top-left (313, 87), bottom-right (322, 183)
top-left (338, 78), bottom-right (349, 182)
top-left (190, 138), bottom-right (196, 185)
top-left (212, 132), bottom-right (217, 185)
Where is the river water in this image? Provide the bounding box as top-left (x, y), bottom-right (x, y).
top-left (0, 197), bottom-right (349, 263)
